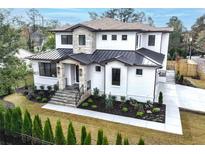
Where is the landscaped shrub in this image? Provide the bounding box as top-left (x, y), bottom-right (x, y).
top-left (93, 87), bottom-right (99, 98)
top-left (129, 98), bottom-right (139, 110)
top-left (84, 132), bottom-right (91, 145)
top-left (32, 114), bottom-right (43, 140)
top-left (101, 94), bottom-right (106, 100)
top-left (124, 138), bottom-right (129, 145)
top-left (122, 107), bottom-right (128, 112)
top-left (41, 98), bottom-right (48, 103)
top-left (22, 110), bottom-right (32, 136)
top-left (38, 91), bottom-right (45, 97)
top-left (111, 95), bottom-right (116, 101)
top-left (81, 126), bottom-right (87, 145)
top-left (152, 107), bottom-right (160, 113)
top-left (179, 75), bottom-right (184, 83)
top-left (54, 84), bottom-right (59, 91)
top-left (87, 98), bottom-right (94, 104)
top-left (23, 90), bottom-right (29, 96)
top-left (91, 104), bottom-right (97, 109)
top-left (55, 120), bottom-right (65, 145)
top-left (43, 118), bottom-right (54, 143)
top-left (138, 138), bottom-right (145, 145)
top-left (36, 96), bottom-right (42, 102)
top-left (120, 96), bottom-right (126, 102)
top-left (97, 129), bottom-right (104, 145)
top-left (105, 94), bottom-right (113, 110)
top-left (116, 132), bottom-right (122, 145)
top-left (40, 85), bottom-right (45, 90)
top-left (158, 91), bottom-right (163, 105)
top-left (136, 112), bottom-right (144, 117)
top-left (0, 102), bottom-right (4, 112)
top-left (11, 107), bottom-right (23, 133)
top-left (47, 86), bottom-right (52, 92)
top-left (138, 103), bottom-right (145, 113)
top-left (102, 136), bottom-right (109, 145)
top-left (67, 122), bottom-right (76, 145)
top-left (4, 109), bottom-right (12, 133)
top-left (27, 92), bottom-right (35, 100)
top-left (0, 110), bottom-right (5, 131)
top-left (82, 102), bottom-right (89, 107)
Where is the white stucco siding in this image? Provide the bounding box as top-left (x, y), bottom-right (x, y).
top-left (87, 64), bottom-right (105, 94)
top-left (96, 32), bottom-right (136, 50)
top-left (32, 60), bottom-right (58, 89)
top-left (161, 33), bottom-right (169, 70)
top-left (105, 61), bottom-right (128, 99)
top-left (55, 32), bottom-right (73, 49)
top-left (127, 66), bottom-right (156, 102)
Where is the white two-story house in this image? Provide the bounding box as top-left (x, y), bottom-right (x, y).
top-left (28, 18), bottom-right (173, 105)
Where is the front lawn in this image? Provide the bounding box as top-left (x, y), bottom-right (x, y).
top-left (3, 93), bottom-right (205, 144)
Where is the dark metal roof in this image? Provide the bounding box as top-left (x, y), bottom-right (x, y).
top-left (27, 48), bottom-right (73, 61)
top-left (69, 53), bottom-right (92, 65)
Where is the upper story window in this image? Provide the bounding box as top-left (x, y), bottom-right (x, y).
top-left (102, 35), bottom-right (107, 40)
top-left (95, 66), bottom-right (101, 72)
top-left (61, 35), bottom-right (72, 45)
top-left (79, 35), bottom-right (86, 45)
top-left (39, 62), bottom-right (57, 77)
top-left (112, 35), bottom-right (117, 40)
top-left (112, 68), bottom-right (121, 86)
top-left (148, 35), bottom-right (155, 46)
top-left (136, 69), bottom-right (143, 75)
top-left (122, 35), bottom-right (127, 40)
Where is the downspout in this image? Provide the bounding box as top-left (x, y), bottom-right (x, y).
top-left (126, 66), bottom-right (128, 99)
top-left (153, 68), bottom-right (158, 103)
top-left (104, 65), bottom-right (106, 95)
top-left (160, 33), bottom-right (163, 53)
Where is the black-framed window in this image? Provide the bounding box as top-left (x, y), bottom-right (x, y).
top-left (39, 62), bottom-right (57, 77)
top-left (61, 35), bottom-right (72, 45)
top-left (122, 35), bottom-right (127, 40)
top-left (136, 69), bottom-right (143, 75)
top-left (112, 68), bottom-right (120, 86)
top-left (112, 35), bottom-right (117, 40)
top-left (79, 35), bottom-right (86, 45)
top-left (95, 66), bottom-right (101, 72)
top-left (148, 35), bottom-right (155, 46)
top-left (102, 35), bottom-right (107, 40)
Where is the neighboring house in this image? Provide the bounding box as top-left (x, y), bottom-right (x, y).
top-left (15, 49), bottom-right (34, 67)
top-left (28, 18), bottom-right (173, 104)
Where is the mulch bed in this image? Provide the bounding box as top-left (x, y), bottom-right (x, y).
top-left (78, 96), bottom-right (166, 123)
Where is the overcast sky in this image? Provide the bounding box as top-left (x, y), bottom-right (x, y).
top-left (9, 8), bottom-right (205, 30)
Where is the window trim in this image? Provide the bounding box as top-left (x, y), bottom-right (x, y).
top-left (61, 35), bottom-right (72, 45)
top-left (112, 35), bottom-right (117, 40)
top-left (136, 68), bottom-right (143, 76)
top-left (79, 35), bottom-right (86, 45)
top-left (95, 66), bottom-right (101, 72)
top-left (39, 62), bottom-right (57, 77)
top-left (148, 35), bottom-right (155, 46)
top-left (122, 35), bottom-right (127, 41)
top-left (102, 35), bottom-right (107, 40)
top-left (111, 68), bottom-right (121, 86)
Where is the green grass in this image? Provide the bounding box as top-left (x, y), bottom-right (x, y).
top-left (3, 93), bottom-right (205, 145)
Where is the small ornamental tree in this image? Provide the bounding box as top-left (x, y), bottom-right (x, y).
top-left (43, 118), bottom-right (54, 143)
top-left (116, 132), bottom-right (122, 145)
top-left (138, 138), bottom-right (145, 145)
top-left (81, 126), bottom-right (87, 145)
top-left (124, 138), bottom-right (129, 145)
top-left (97, 129), bottom-right (104, 145)
top-left (0, 110), bottom-right (4, 131)
top-left (84, 132), bottom-right (91, 145)
top-left (158, 91), bottom-right (163, 105)
top-left (67, 122), bottom-right (76, 145)
top-left (4, 109), bottom-right (12, 134)
top-left (32, 115), bottom-right (43, 140)
top-left (11, 107), bottom-right (23, 133)
top-left (22, 110), bottom-right (32, 136)
top-left (55, 120), bottom-right (65, 145)
top-left (102, 136), bottom-right (109, 145)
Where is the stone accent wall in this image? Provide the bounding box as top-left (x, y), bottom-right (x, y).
top-left (73, 27), bottom-right (96, 54)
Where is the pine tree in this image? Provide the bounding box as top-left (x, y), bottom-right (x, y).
top-left (102, 136), bottom-right (109, 145)
top-left (67, 122), bottom-right (76, 145)
top-left (11, 107), bottom-right (23, 133)
top-left (124, 138), bottom-right (129, 145)
top-left (4, 109), bottom-right (12, 134)
top-left (0, 110), bottom-right (4, 131)
top-left (81, 126), bottom-right (87, 145)
top-left (116, 132), bottom-right (122, 145)
top-left (22, 110), bottom-right (32, 136)
top-left (158, 91), bottom-right (163, 105)
top-left (138, 138), bottom-right (145, 145)
top-left (84, 132), bottom-right (91, 145)
top-left (55, 120), bottom-right (65, 145)
top-left (97, 129), bottom-right (103, 145)
top-left (43, 118), bottom-right (54, 143)
top-left (32, 114), bottom-right (43, 139)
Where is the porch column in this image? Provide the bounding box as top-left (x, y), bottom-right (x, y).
top-left (79, 65), bottom-right (87, 92)
top-left (57, 62), bottom-right (65, 90)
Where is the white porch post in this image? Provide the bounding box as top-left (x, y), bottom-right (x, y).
top-left (79, 65), bottom-right (87, 92)
top-left (57, 62), bottom-right (65, 90)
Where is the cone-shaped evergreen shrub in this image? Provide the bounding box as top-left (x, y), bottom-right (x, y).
top-left (22, 110), bottom-right (32, 136)
top-left (158, 91), bottom-right (163, 105)
top-left (11, 107), bottom-right (23, 133)
top-left (4, 109), bottom-right (12, 133)
top-left (55, 120), bottom-right (65, 145)
top-left (84, 132), bottom-right (91, 145)
top-left (43, 118), bottom-right (54, 143)
top-left (116, 132), bottom-right (122, 145)
top-left (97, 129), bottom-right (103, 145)
top-left (81, 126), bottom-right (87, 145)
top-left (67, 122), bottom-right (76, 145)
top-left (32, 114), bottom-right (43, 139)
top-left (138, 138), bottom-right (145, 145)
top-left (124, 138), bottom-right (129, 145)
top-left (0, 110), bottom-right (4, 131)
top-left (102, 136), bottom-right (109, 145)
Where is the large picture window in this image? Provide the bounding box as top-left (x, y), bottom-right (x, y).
top-left (148, 35), bottom-right (155, 46)
top-left (112, 68), bottom-right (121, 86)
top-left (79, 35), bottom-right (86, 45)
top-left (61, 35), bottom-right (72, 44)
top-left (39, 62), bottom-right (57, 77)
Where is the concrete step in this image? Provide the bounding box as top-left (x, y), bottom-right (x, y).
top-left (48, 101), bottom-right (76, 107)
top-left (50, 97), bottom-right (75, 103)
top-left (54, 92), bottom-right (76, 98)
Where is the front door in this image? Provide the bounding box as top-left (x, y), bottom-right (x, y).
top-left (75, 65), bottom-right (79, 83)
